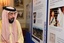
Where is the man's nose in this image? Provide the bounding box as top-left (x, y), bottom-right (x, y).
top-left (12, 14), bottom-right (15, 17)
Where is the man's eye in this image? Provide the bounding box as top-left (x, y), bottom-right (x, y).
top-left (10, 13), bottom-right (13, 14)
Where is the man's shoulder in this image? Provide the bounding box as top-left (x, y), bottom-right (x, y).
top-left (16, 20), bottom-right (21, 29)
top-left (16, 20), bottom-right (20, 25)
top-left (16, 20), bottom-right (19, 23)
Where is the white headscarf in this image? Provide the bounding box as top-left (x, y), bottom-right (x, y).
top-left (1, 6), bottom-right (18, 43)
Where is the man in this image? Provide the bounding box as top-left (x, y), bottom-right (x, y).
top-left (0, 6), bottom-right (24, 43)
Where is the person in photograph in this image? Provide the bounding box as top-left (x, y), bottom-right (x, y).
top-left (14, 0), bottom-right (19, 6)
top-left (57, 7), bottom-right (64, 28)
top-left (17, 11), bottom-right (23, 18)
top-left (0, 6), bottom-right (24, 43)
top-left (49, 10), bottom-right (56, 26)
top-left (19, 0), bottom-right (23, 4)
top-left (33, 12), bottom-right (36, 23)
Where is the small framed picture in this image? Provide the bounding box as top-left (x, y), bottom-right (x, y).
top-left (50, 33), bottom-right (55, 43)
top-left (14, 0), bottom-right (23, 8)
top-left (17, 10), bottom-right (24, 19)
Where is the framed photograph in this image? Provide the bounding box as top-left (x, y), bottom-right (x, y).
top-left (50, 33), bottom-right (55, 43)
top-left (14, 0), bottom-right (23, 8)
top-left (33, 27), bottom-right (43, 40)
top-left (17, 10), bottom-right (24, 19)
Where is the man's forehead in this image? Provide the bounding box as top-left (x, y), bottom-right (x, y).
top-left (9, 11), bottom-right (17, 13)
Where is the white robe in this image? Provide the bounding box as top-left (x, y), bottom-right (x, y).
top-left (50, 17), bottom-right (56, 26)
top-left (57, 13), bottom-right (64, 28)
top-left (0, 20), bottom-right (24, 43)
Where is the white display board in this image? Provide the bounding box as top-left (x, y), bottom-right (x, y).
top-left (32, 0), bottom-right (47, 43)
top-left (48, 0), bottom-right (64, 43)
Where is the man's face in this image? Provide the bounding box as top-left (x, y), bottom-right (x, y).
top-left (8, 11), bottom-right (16, 23)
